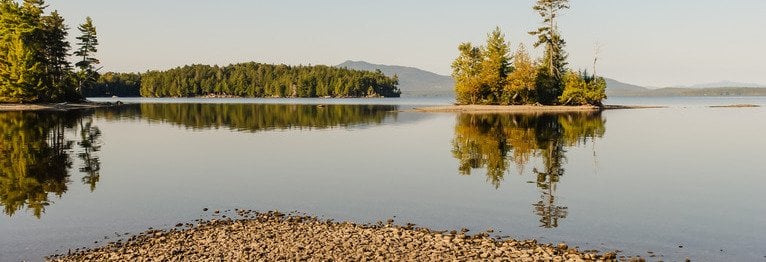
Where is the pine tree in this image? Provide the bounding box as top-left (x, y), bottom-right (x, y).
top-left (0, 0), bottom-right (46, 102)
top-left (529, 0), bottom-right (569, 104)
top-left (41, 11), bottom-right (72, 99)
top-left (74, 16), bottom-right (99, 97)
top-left (479, 27), bottom-right (511, 104)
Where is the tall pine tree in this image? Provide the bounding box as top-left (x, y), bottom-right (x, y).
top-left (74, 16), bottom-right (99, 97)
top-left (41, 10), bottom-right (72, 99)
top-left (529, 0), bottom-right (569, 104)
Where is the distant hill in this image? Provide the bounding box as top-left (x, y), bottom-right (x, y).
top-left (606, 78), bottom-right (766, 97)
top-left (684, 80), bottom-right (765, 88)
top-left (337, 60), bottom-right (453, 97)
top-left (604, 78), bottom-right (650, 97)
top-left (645, 87), bottom-right (766, 97)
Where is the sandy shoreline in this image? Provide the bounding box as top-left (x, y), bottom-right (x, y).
top-left (413, 104), bottom-right (664, 113)
top-left (48, 210), bottom-right (622, 261)
top-left (0, 101), bottom-right (119, 111)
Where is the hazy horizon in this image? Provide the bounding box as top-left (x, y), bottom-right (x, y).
top-left (46, 0), bottom-right (766, 87)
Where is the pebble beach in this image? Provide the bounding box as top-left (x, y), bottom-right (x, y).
top-left (48, 210), bottom-right (626, 262)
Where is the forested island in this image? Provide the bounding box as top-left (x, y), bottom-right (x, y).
top-left (0, 0), bottom-right (100, 103)
top-left (86, 63), bottom-right (401, 98)
top-left (452, 0), bottom-right (606, 106)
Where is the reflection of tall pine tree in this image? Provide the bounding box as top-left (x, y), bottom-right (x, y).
top-left (451, 112), bottom-right (604, 228)
top-left (532, 138), bottom-right (568, 228)
top-left (78, 117), bottom-right (101, 192)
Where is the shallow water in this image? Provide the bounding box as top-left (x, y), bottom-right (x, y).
top-left (1, 97), bottom-right (765, 261)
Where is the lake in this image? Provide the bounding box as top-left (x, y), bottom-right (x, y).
top-left (1, 97), bottom-right (765, 261)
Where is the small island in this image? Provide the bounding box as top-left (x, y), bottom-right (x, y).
top-left (446, 0), bottom-right (606, 111)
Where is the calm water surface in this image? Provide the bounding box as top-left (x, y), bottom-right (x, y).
top-left (1, 97), bottom-right (765, 261)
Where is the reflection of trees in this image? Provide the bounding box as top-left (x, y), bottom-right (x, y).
top-left (0, 111), bottom-right (102, 218)
top-left (130, 103), bottom-right (399, 132)
top-left (452, 112), bottom-right (605, 228)
top-left (78, 117), bottom-right (102, 192)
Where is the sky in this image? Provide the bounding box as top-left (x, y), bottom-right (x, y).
top-left (46, 0), bottom-right (766, 87)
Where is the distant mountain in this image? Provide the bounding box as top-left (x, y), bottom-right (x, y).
top-left (646, 87), bottom-right (766, 97)
top-left (604, 78), bottom-right (650, 97)
top-left (337, 60), bottom-right (453, 97)
top-left (684, 80), bottom-right (765, 88)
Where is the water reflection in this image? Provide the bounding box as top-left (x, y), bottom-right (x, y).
top-left (0, 111), bottom-right (102, 218)
top-left (1, 103), bottom-right (400, 218)
top-left (451, 112), bottom-right (605, 228)
top-left (111, 103), bottom-right (399, 132)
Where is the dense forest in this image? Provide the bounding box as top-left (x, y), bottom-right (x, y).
top-left (451, 112), bottom-right (605, 227)
top-left (89, 63), bottom-right (402, 98)
top-left (0, 110), bottom-right (101, 218)
top-left (452, 0), bottom-right (606, 106)
top-left (0, 0), bottom-right (100, 103)
top-left (83, 72), bottom-right (141, 97)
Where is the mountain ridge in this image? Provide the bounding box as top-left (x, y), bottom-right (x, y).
top-left (337, 60), bottom-right (453, 97)
top-left (680, 80), bottom-right (765, 88)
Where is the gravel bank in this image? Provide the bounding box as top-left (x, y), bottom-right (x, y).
top-left (414, 104), bottom-right (602, 113)
top-left (413, 104), bottom-right (664, 113)
top-left (48, 210), bottom-right (622, 261)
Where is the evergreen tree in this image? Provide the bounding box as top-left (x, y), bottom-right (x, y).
top-left (479, 27), bottom-right (511, 104)
top-left (0, 0), bottom-right (45, 102)
top-left (41, 11), bottom-right (72, 99)
top-left (0, 0), bottom-right (80, 102)
top-left (74, 16), bottom-right (99, 97)
top-left (529, 0), bottom-right (569, 104)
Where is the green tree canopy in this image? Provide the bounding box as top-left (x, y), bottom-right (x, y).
top-left (137, 63), bottom-right (400, 98)
top-left (0, 0), bottom-right (83, 103)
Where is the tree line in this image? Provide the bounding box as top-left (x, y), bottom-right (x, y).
top-left (452, 0), bottom-right (606, 106)
top-left (89, 63), bottom-right (402, 98)
top-left (0, 0), bottom-right (100, 103)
